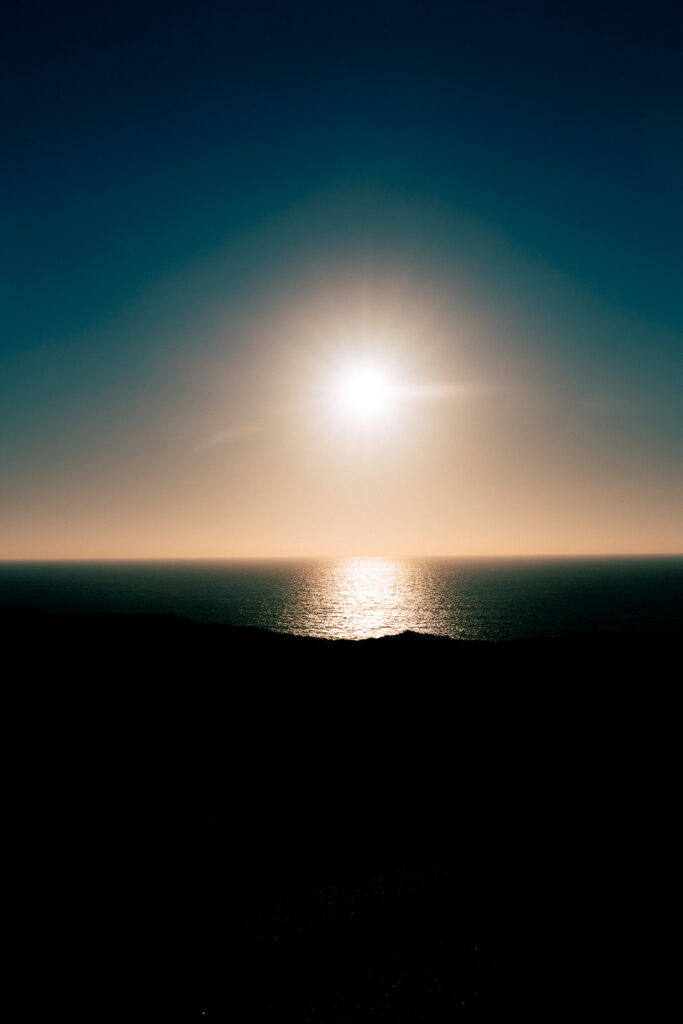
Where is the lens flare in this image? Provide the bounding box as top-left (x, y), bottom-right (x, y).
top-left (336, 364), bottom-right (394, 419)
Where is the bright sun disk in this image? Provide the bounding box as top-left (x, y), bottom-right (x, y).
top-left (336, 365), bottom-right (393, 419)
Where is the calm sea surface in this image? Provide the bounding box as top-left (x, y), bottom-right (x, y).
top-left (1, 557), bottom-right (681, 640)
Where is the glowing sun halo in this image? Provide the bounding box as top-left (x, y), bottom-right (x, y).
top-left (336, 364), bottom-right (394, 420)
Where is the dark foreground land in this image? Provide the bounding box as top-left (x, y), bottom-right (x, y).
top-left (4, 607), bottom-right (678, 1020)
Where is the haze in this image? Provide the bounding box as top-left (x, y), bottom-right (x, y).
top-left (2, 3), bottom-right (681, 559)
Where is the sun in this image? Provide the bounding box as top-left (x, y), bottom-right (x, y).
top-left (336, 364), bottom-right (394, 420)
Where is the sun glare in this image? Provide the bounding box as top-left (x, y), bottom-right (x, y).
top-left (336, 364), bottom-right (394, 420)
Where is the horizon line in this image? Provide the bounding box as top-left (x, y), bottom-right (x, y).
top-left (1, 552), bottom-right (682, 563)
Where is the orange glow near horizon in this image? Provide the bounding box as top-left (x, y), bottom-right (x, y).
top-left (2, 250), bottom-right (681, 561)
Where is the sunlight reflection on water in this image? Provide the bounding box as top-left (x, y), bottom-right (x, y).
top-left (1, 556), bottom-right (681, 640)
top-left (277, 557), bottom-right (454, 639)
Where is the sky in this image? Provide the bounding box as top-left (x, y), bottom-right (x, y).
top-left (1, 0), bottom-right (682, 558)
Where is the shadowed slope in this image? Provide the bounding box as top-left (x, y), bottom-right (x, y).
top-left (4, 607), bottom-right (675, 1020)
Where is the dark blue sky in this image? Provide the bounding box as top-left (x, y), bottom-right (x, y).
top-left (3, 0), bottom-right (681, 351)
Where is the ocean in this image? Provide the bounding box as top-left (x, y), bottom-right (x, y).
top-left (1, 555), bottom-right (681, 640)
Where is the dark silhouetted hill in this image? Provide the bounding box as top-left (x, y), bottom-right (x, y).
top-left (3, 607), bottom-right (676, 1020)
